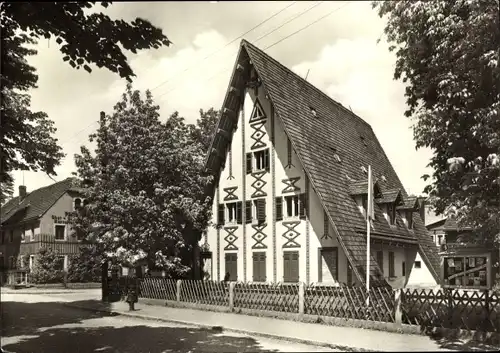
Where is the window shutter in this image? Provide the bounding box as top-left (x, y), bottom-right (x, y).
top-left (264, 149), bottom-right (270, 172)
top-left (246, 153), bottom-right (253, 174)
top-left (256, 198), bottom-right (266, 224)
top-left (299, 193), bottom-right (306, 219)
top-left (283, 252), bottom-right (290, 282)
top-left (276, 197), bottom-right (283, 221)
top-left (217, 204), bottom-right (225, 225)
top-left (245, 201), bottom-right (252, 224)
top-left (291, 252), bottom-right (299, 282)
top-left (253, 253), bottom-right (259, 282)
top-left (260, 253), bottom-right (266, 282)
top-left (236, 201), bottom-right (243, 224)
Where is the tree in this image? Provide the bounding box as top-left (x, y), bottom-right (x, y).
top-left (67, 246), bottom-right (102, 283)
top-left (30, 247), bottom-right (65, 284)
top-left (72, 84), bottom-right (213, 278)
top-left (189, 108), bottom-right (220, 154)
top-left (0, 2), bottom-right (171, 202)
top-left (373, 1), bottom-right (500, 247)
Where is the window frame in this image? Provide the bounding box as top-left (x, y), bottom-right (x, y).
top-left (284, 194), bottom-right (300, 219)
top-left (414, 260), bottom-right (422, 269)
top-left (54, 224), bottom-right (67, 241)
top-left (253, 148), bottom-right (270, 172)
top-left (226, 202), bottom-right (238, 224)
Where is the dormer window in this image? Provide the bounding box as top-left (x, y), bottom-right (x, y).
top-left (406, 210), bottom-right (413, 229)
top-left (387, 204), bottom-right (396, 225)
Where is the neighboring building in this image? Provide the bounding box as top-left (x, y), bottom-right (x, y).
top-left (200, 39), bottom-right (441, 289)
top-left (0, 178), bottom-right (86, 282)
top-left (426, 218), bottom-right (447, 247)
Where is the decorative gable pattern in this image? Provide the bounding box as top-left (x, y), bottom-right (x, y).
top-left (204, 40), bottom-right (441, 287)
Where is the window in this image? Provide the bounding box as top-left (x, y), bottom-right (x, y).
top-left (319, 248), bottom-right (338, 283)
top-left (285, 195), bottom-right (299, 218)
top-left (402, 261), bottom-right (406, 276)
top-left (226, 202), bottom-right (242, 224)
top-left (389, 251), bottom-right (395, 278)
top-left (414, 261), bottom-right (421, 269)
top-left (9, 230), bottom-right (14, 243)
top-left (438, 234), bottom-right (443, 245)
top-left (74, 198), bottom-right (82, 210)
top-left (247, 149), bottom-right (270, 174)
top-left (283, 251), bottom-right (299, 282)
top-left (387, 204), bottom-right (396, 225)
top-left (55, 224), bottom-right (66, 240)
top-left (376, 251), bottom-right (384, 274)
top-left (29, 255), bottom-right (35, 270)
top-left (254, 149), bottom-right (270, 171)
top-left (225, 253), bottom-right (238, 281)
top-left (361, 195), bottom-right (368, 218)
top-left (406, 211), bottom-right (413, 229)
top-left (252, 252), bottom-right (266, 282)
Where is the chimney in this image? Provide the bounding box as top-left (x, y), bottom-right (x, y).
top-left (417, 197), bottom-right (426, 225)
top-left (19, 185), bottom-right (27, 199)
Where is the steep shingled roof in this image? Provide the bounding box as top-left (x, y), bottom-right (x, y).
top-left (1, 178), bottom-right (79, 225)
top-left (205, 40), bottom-right (441, 286)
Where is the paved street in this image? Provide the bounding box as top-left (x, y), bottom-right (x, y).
top-left (1, 292), bottom-right (336, 353)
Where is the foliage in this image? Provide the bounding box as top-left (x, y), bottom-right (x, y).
top-left (188, 108), bottom-right (220, 154)
top-left (72, 84), bottom-right (213, 278)
top-left (29, 247), bottom-right (65, 284)
top-left (0, 31), bottom-right (64, 203)
top-left (373, 0), bottom-right (500, 245)
top-left (67, 246), bottom-right (102, 283)
top-left (0, 2), bottom-right (171, 202)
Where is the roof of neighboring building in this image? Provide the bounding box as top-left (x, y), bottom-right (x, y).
top-left (1, 178), bottom-right (80, 226)
top-left (205, 39), bottom-right (441, 287)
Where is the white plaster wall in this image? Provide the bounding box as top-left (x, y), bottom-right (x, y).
top-left (204, 82), bottom-right (355, 285)
top-left (370, 245), bottom-right (406, 289)
top-left (406, 251), bottom-right (439, 288)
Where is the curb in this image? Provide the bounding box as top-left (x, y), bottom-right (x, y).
top-left (63, 302), bottom-right (375, 352)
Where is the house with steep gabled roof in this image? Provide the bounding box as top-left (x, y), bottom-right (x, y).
top-left (1, 178), bottom-right (87, 284)
top-left (200, 39), bottom-right (441, 288)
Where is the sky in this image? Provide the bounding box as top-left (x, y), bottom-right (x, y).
top-left (15, 1), bottom-right (435, 206)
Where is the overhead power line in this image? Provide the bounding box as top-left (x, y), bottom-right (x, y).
top-left (150, 1), bottom-right (298, 92)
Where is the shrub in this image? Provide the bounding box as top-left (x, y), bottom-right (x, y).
top-left (29, 247), bottom-right (65, 284)
top-left (67, 246), bottom-right (102, 283)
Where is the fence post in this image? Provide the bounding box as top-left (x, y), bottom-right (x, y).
top-left (394, 288), bottom-right (403, 326)
top-left (176, 280), bottom-right (182, 302)
top-left (298, 282), bottom-right (305, 318)
top-left (229, 281), bottom-right (235, 311)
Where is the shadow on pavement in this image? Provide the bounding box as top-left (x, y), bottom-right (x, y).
top-left (1, 300), bottom-right (115, 338)
top-left (428, 331), bottom-right (500, 352)
top-left (3, 323), bottom-right (280, 353)
top-left (1, 299), bottom-right (280, 353)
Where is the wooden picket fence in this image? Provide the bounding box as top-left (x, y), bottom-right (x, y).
top-left (114, 278), bottom-right (500, 333)
top-left (401, 288), bottom-right (500, 333)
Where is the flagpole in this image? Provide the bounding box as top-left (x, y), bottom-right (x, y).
top-left (366, 165), bottom-right (372, 306)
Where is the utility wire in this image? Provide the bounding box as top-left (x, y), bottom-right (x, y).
top-left (156, 1), bottom-right (350, 102)
top-left (150, 1), bottom-right (297, 92)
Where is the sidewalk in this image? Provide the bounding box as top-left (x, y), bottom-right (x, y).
top-left (1, 287), bottom-right (100, 296)
top-left (64, 299), bottom-right (455, 352)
